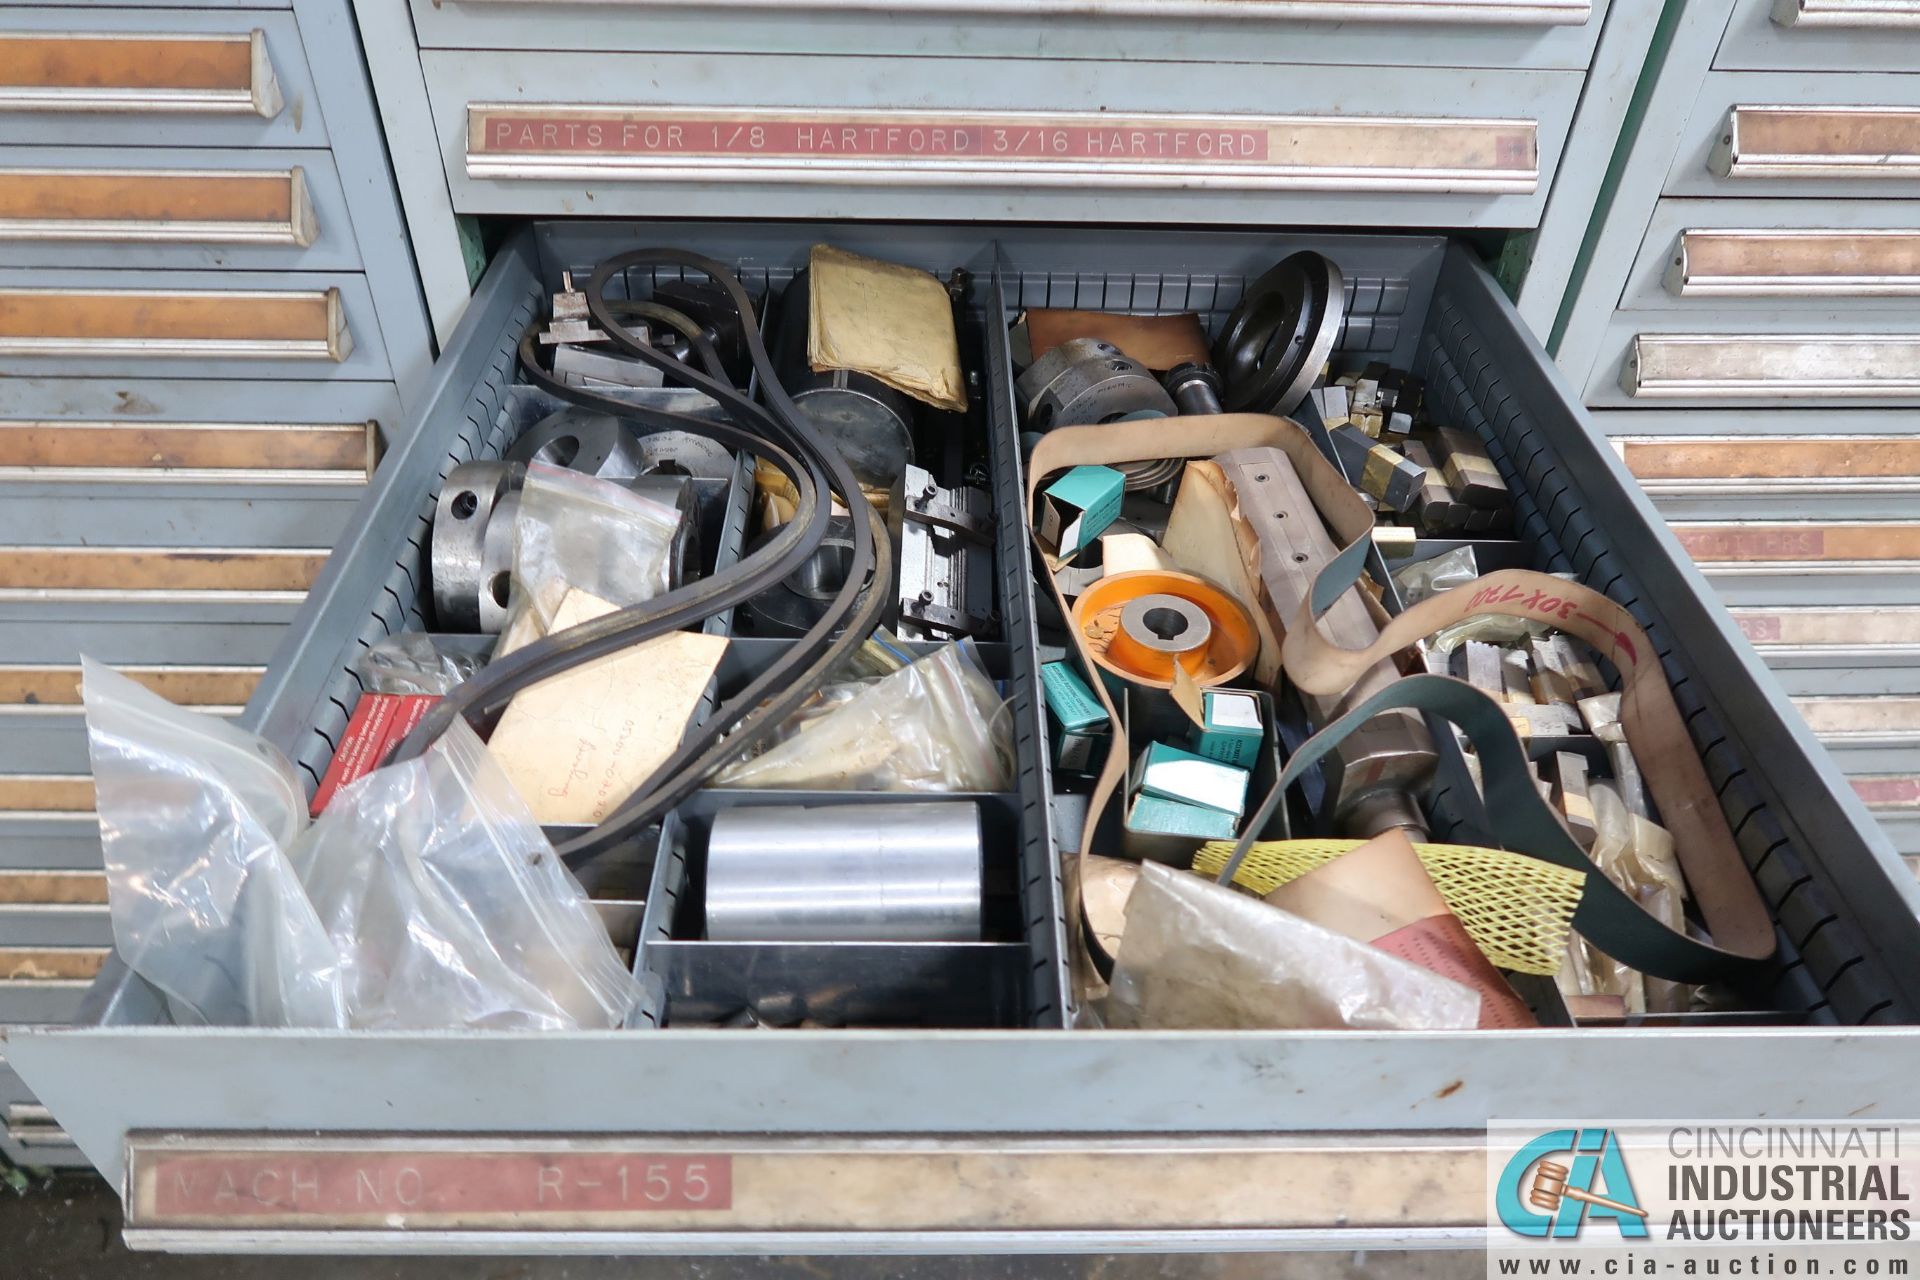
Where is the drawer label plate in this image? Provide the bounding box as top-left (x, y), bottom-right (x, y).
top-left (465, 105), bottom-right (1537, 192)
top-left (126, 1134), bottom-right (1482, 1232)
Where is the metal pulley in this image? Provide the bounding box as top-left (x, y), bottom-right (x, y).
top-left (1213, 252), bottom-right (1346, 415)
top-left (431, 460), bottom-right (523, 633)
top-left (1016, 337), bottom-right (1181, 491)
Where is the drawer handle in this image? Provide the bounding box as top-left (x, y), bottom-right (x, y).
top-left (0, 287), bottom-right (352, 362)
top-left (1793, 695), bottom-right (1920, 741)
top-left (1669, 229), bottom-right (1920, 297)
top-left (0, 420), bottom-right (376, 483)
top-left (0, 775), bottom-right (92, 813)
top-left (1623, 334), bottom-right (1920, 398)
top-left (1616, 433), bottom-right (1920, 493)
top-left (456, 0), bottom-right (1589, 20)
top-left (1674, 521), bottom-right (1920, 566)
top-left (0, 665), bottom-right (261, 710)
top-left (1712, 106), bottom-right (1920, 179)
top-left (1732, 606), bottom-right (1920, 653)
top-left (1, 952), bottom-right (106, 984)
top-left (466, 105), bottom-right (1539, 193)
top-left (0, 167), bottom-right (316, 246)
top-left (0, 545), bottom-right (326, 601)
top-left (1773, 0), bottom-right (1920, 27)
top-left (0, 30), bottom-right (281, 117)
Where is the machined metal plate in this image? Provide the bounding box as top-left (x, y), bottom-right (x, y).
top-left (1712, 106), bottom-right (1920, 180)
top-left (0, 166), bottom-right (315, 245)
top-left (0, 30), bottom-right (281, 116)
top-left (0, 287), bottom-right (351, 361)
top-left (1622, 333), bottom-right (1920, 398)
top-left (1667, 229), bottom-right (1920, 297)
top-left (122, 1133), bottom-right (1483, 1238)
top-left (466, 105), bottom-right (1539, 192)
top-left (1615, 434), bottom-right (1920, 494)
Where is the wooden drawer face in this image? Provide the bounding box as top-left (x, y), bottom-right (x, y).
top-left (409, 0), bottom-right (1604, 69)
top-left (1719, 0), bottom-right (1920, 74)
top-left (1668, 74), bottom-right (1920, 199)
top-left (429, 52), bottom-right (1578, 227)
top-left (0, 10), bottom-right (321, 147)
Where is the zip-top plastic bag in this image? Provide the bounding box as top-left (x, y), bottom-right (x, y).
top-left (83, 660), bottom-right (638, 1030)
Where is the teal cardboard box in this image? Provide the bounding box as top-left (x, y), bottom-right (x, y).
top-left (1040, 660), bottom-right (1109, 773)
top-left (1121, 792), bottom-right (1237, 862)
top-left (1131, 741), bottom-right (1249, 817)
top-left (1189, 689), bottom-right (1264, 771)
top-left (1037, 465), bottom-right (1125, 560)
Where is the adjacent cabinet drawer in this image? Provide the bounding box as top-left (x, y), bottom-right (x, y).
top-left (1719, 0), bottom-right (1920, 73)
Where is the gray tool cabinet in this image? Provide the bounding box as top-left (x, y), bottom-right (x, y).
top-left (9, 220), bottom-right (1920, 1255)
top-left (0, 0), bottom-right (432, 1168)
top-left (1549, 0), bottom-right (1920, 866)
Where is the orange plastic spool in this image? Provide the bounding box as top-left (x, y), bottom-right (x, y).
top-left (1071, 569), bottom-right (1259, 690)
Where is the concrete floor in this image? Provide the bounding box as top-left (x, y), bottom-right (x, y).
top-left (4, 1176), bottom-right (1482, 1280)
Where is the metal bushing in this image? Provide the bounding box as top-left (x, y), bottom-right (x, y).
top-left (1110, 593), bottom-right (1214, 678)
top-left (506, 409), bottom-right (649, 480)
top-left (430, 460), bottom-right (521, 632)
top-left (1213, 252), bottom-right (1346, 415)
top-left (739, 515), bottom-right (866, 639)
top-left (1016, 337), bottom-right (1181, 490)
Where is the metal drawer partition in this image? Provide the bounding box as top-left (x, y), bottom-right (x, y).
top-left (11, 223), bottom-right (1920, 1252)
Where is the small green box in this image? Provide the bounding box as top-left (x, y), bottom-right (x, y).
top-left (1037, 465), bottom-right (1125, 560)
top-left (1189, 689), bottom-right (1264, 771)
top-left (1122, 793), bottom-right (1237, 861)
top-left (1131, 742), bottom-right (1250, 817)
top-left (1040, 661), bottom-right (1110, 774)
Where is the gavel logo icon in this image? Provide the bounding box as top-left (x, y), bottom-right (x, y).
top-left (1529, 1160), bottom-right (1649, 1219)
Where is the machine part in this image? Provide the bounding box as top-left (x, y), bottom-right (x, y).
top-left (1164, 362), bottom-right (1225, 417)
top-left (704, 801), bottom-right (983, 943)
top-left (1017, 337), bottom-right (1181, 492)
top-left (899, 464), bottom-right (996, 640)
top-left (1214, 448), bottom-right (1437, 840)
top-left (1403, 440), bottom-right (1465, 534)
top-left (653, 277), bottom-right (751, 386)
top-left (1213, 253), bottom-right (1346, 416)
top-left (506, 409), bottom-right (649, 481)
top-left (539, 270), bottom-right (606, 345)
top-left (1433, 426), bottom-right (1511, 510)
top-left (740, 515), bottom-right (864, 639)
top-left (551, 342), bottom-right (668, 390)
top-left (627, 429), bottom-right (735, 481)
top-left (776, 269), bottom-right (916, 492)
top-left (1550, 751), bottom-right (1598, 852)
top-left (1071, 570), bottom-right (1259, 690)
top-left (1328, 425), bottom-right (1424, 513)
top-left (430, 460), bottom-right (522, 633)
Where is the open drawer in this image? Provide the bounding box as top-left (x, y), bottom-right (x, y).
top-left (10, 221), bottom-right (1920, 1254)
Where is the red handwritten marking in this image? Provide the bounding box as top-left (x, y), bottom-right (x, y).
top-left (478, 116), bottom-right (1272, 164)
top-left (146, 1152), bottom-right (732, 1219)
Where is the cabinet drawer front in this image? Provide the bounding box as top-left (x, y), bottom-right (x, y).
top-left (1619, 434), bottom-right (1920, 491)
top-left (0, 546), bottom-right (327, 601)
top-left (430, 53), bottom-right (1577, 227)
top-left (0, 30), bottom-right (278, 115)
top-left (0, 11), bottom-right (321, 147)
top-left (1625, 333), bottom-right (1920, 400)
top-left (0, 166), bottom-right (312, 245)
top-left (1716, 105), bottom-right (1920, 179)
top-left (1667, 73), bottom-right (1920, 198)
top-left (0, 420), bottom-right (374, 484)
top-left (1718, 0), bottom-right (1920, 74)
top-left (410, 0), bottom-right (1603, 69)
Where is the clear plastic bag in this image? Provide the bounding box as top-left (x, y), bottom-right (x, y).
top-left (1555, 781), bottom-right (1693, 1016)
top-left (497, 462), bottom-right (684, 653)
top-left (83, 660), bottom-right (639, 1030)
top-left (1392, 545), bottom-right (1480, 607)
top-left (1101, 862), bottom-right (1483, 1031)
top-left (714, 641), bottom-right (1013, 792)
top-left (356, 632), bottom-right (487, 695)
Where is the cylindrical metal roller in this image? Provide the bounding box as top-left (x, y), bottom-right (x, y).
top-left (704, 802), bottom-right (984, 942)
top-left (506, 409), bottom-right (648, 481)
top-left (431, 460), bottom-right (520, 632)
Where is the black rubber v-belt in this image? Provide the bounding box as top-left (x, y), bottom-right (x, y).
top-left (389, 249), bottom-right (892, 868)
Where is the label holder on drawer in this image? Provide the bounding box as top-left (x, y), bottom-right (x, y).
top-left (465, 104), bottom-right (1539, 193)
top-left (0, 31), bottom-right (282, 118)
top-left (0, 167), bottom-right (316, 247)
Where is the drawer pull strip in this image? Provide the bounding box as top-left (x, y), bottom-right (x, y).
top-left (1774, 0), bottom-right (1920, 28)
top-left (1617, 434), bottom-right (1920, 494)
top-left (466, 104), bottom-right (1540, 193)
top-left (0, 665), bottom-right (261, 710)
top-left (0, 288), bottom-right (351, 362)
top-left (458, 0), bottom-right (1589, 19)
top-left (0, 420), bottom-right (375, 483)
top-left (1792, 696), bottom-right (1920, 743)
top-left (0, 949), bottom-right (107, 982)
top-left (1713, 106), bottom-right (1920, 180)
top-left (0, 167), bottom-right (315, 246)
top-left (1624, 334), bottom-right (1920, 399)
top-left (1734, 606), bottom-right (1920, 654)
top-left (1675, 521), bottom-right (1920, 572)
top-left (1669, 229), bottom-right (1920, 298)
top-left (0, 30), bottom-right (280, 117)
top-left (0, 776), bottom-right (93, 814)
top-left (0, 546), bottom-right (326, 602)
